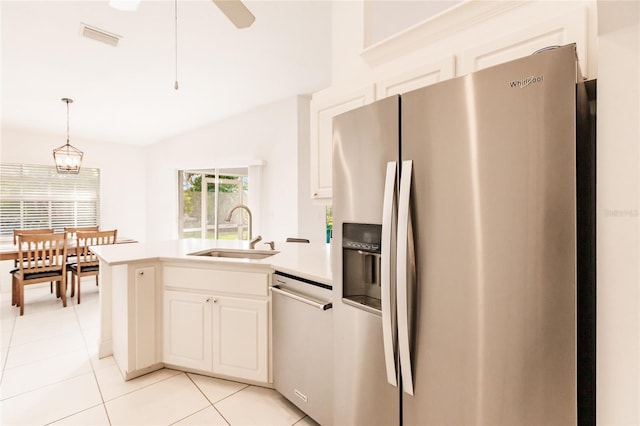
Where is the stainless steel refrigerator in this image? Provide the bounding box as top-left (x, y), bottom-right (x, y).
top-left (331, 43), bottom-right (595, 425)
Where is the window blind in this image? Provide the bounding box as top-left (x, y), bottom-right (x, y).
top-left (0, 163), bottom-right (100, 240)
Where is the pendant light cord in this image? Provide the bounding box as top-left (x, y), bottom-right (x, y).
top-left (65, 99), bottom-right (71, 146)
top-left (174, 0), bottom-right (179, 90)
top-left (64, 98), bottom-right (73, 148)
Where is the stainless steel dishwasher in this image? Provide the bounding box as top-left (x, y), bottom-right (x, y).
top-left (271, 271), bottom-right (333, 426)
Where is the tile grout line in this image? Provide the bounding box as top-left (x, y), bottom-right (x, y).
top-left (0, 323), bottom-right (91, 401)
top-left (70, 285), bottom-right (114, 425)
top-left (169, 405), bottom-right (221, 426)
top-left (0, 283), bottom-right (109, 424)
top-left (34, 284), bottom-right (113, 425)
top-left (102, 371), bottom-right (210, 424)
top-left (102, 369), bottom-right (186, 403)
top-left (70, 282), bottom-right (188, 410)
top-left (0, 297), bottom-right (18, 386)
top-left (0, 369), bottom-right (101, 404)
top-left (42, 402), bottom-right (106, 426)
top-left (184, 372), bottom-right (247, 425)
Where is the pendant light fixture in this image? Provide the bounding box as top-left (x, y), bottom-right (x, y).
top-left (53, 98), bottom-right (84, 174)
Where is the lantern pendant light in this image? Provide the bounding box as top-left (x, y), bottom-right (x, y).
top-left (53, 98), bottom-right (83, 174)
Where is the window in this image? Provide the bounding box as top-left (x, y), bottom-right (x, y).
top-left (0, 163), bottom-right (100, 241)
top-left (326, 205), bottom-right (333, 243)
top-left (179, 168), bottom-right (250, 240)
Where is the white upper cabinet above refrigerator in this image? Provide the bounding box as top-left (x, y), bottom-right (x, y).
top-left (309, 84), bottom-right (375, 200)
top-left (458, 7), bottom-right (589, 77)
top-left (309, 58), bottom-right (455, 201)
top-left (375, 56), bottom-right (456, 100)
top-left (310, 3), bottom-right (593, 202)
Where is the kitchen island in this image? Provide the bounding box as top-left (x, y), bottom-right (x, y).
top-left (91, 239), bottom-right (331, 385)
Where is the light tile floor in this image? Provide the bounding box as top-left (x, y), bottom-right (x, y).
top-left (0, 264), bottom-right (319, 426)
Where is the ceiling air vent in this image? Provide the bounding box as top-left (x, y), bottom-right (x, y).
top-left (80, 23), bottom-right (121, 47)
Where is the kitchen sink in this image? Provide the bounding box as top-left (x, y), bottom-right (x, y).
top-left (188, 248), bottom-right (279, 260)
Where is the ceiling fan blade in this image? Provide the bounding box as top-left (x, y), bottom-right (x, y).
top-left (212, 0), bottom-right (255, 29)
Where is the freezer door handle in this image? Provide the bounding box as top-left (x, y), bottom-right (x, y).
top-left (381, 161), bottom-right (398, 387)
top-left (397, 160), bottom-right (415, 395)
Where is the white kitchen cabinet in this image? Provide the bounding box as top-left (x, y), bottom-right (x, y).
top-left (309, 62), bottom-right (455, 200)
top-left (163, 290), bottom-right (213, 371)
top-left (111, 263), bottom-right (162, 380)
top-left (309, 4), bottom-right (593, 203)
top-left (458, 8), bottom-right (589, 77)
top-left (309, 84), bottom-right (375, 199)
top-left (134, 265), bottom-right (158, 370)
top-left (212, 296), bottom-right (269, 383)
top-left (163, 291), bottom-right (269, 383)
top-left (375, 56), bottom-right (456, 99)
top-left (162, 264), bottom-right (271, 385)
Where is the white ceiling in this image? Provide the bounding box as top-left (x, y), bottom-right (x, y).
top-left (1, 0), bottom-right (333, 146)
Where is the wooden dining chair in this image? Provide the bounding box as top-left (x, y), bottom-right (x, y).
top-left (12, 228), bottom-right (55, 296)
top-left (11, 233), bottom-right (67, 316)
top-left (64, 226), bottom-right (99, 247)
top-left (13, 228), bottom-right (55, 246)
top-left (64, 226), bottom-right (99, 282)
top-left (68, 229), bottom-right (117, 304)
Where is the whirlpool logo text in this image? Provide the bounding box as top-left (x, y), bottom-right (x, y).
top-left (509, 74), bottom-right (544, 88)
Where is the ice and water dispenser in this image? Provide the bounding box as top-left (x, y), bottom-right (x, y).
top-left (342, 223), bottom-right (383, 312)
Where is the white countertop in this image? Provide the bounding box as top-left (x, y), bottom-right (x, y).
top-left (91, 239), bottom-right (333, 286)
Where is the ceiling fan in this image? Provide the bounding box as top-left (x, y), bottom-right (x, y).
top-left (109, 0), bottom-right (255, 29)
top-left (109, 0), bottom-right (255, 89)
top-left (210, 0), bottom-right (255, 29)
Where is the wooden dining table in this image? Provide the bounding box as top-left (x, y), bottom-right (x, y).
top-left (0, 236), bottom-right (138, 261)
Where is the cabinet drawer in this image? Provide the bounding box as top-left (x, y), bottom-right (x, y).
top-left (163, 266), bottom-right (269, 297)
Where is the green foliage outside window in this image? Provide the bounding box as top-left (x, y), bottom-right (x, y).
top-left (180, 169), bottom-right (249, 240)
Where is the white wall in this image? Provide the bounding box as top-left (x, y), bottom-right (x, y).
top-left (363, 0), bottom-right (463, 47)
top-left (331, 1), bottom-right (369, 86)
top-left (0, 94), bottom-right (327, 245)
top-left (296, 96), bottom-right (329, 243)
top-left (145, 95), bottom-right (326, 243)
top-left (0, 127), bottom-right (147, 242)
top-left (596, 1), bottom-right (640, 423)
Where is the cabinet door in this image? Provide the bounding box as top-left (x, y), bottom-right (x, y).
top-left (212, 296), bottom-right (269, 383)
top-left (134, 266), bottom-right (157, 370)
top-left (458, 8), bottom-right (588, 77)
top-left (376, 56), bottom-right (456, 99)
top-left (163, 290), bottom-right (213, 371)
top-left (310, 85), bottom-right (375, 199)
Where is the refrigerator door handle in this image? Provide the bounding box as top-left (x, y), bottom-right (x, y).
top-left (381, 161), bottom-right (398, 387)
top-left (397, 159), bottom-right (415, 395)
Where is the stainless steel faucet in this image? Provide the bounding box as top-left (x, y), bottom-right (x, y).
top-left (225, 204), bottom-right (253, 239)
top-left (250, 235), bottom-right (263, 249)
